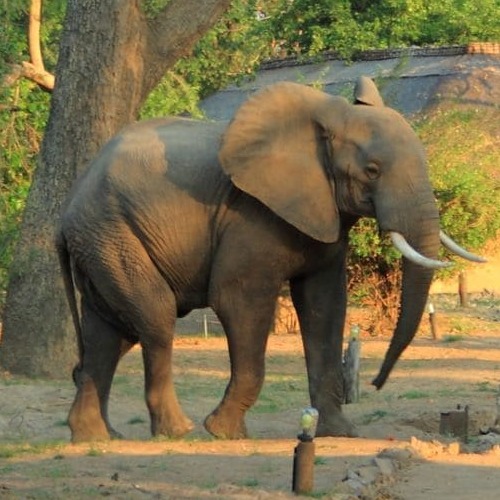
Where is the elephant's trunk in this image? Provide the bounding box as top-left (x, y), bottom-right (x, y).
top-left (372, 201), bottom-right (440, 389)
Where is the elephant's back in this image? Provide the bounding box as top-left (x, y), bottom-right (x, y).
top-left (60, 117), bottom-right (233, 312)
top-left (66, 117), bottom-right (230, 214)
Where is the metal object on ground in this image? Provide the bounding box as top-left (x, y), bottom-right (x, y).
top-left (440, 404), bottom-right (469, 442)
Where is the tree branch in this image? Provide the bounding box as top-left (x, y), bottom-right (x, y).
top-left (2, 62), bottom-right (54, 91)
top-left (29, 0), bottom-right (45, 70)
top-left (15, 0), bottom-right (55, 91)
top-left (22, 61), bottom-right (55, 90)
top-left (142, 0), bottom-right (231, 96)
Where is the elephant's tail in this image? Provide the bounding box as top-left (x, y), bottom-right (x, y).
top-left (55, 229), bottom-right (84, 366)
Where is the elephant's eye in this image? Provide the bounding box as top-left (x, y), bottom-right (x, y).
top-left (365, 163), bottom-right (380, 180)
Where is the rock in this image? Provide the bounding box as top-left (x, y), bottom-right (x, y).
top-left (373, 457), bottom-right (395, 476)
top-left (356, 465), bottom-right (380, 485)
top-left (377, 447), bottom-right (414, 462)
top-left (446, 441), bottom-right (461, 456)
top-left (475, 432), bottom-right (500, 453)
top-left (409, 436), bottom-right (462, 458)
top-left (342, 456), bottom-right (398, 498)
top-left (344, 478), bottom-right (365, 492)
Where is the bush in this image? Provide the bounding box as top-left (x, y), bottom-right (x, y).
top-left (0, 81), bottom-right (50, 310)
top-left (418, 109), bottom-right (500, 256)
top-left (266, 0), bottom-right (500, 59)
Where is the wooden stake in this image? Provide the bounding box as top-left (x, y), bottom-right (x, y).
top-left (428, 302), bottom-right (439, 340)
top-left (494, 385), bottom-right (500, 427)
top-left (343, 327), bottom-right (361, 404)
top-left (458, 271), bottom-right (469, 308)
top-left (292, 440), bottom-right (315, 494)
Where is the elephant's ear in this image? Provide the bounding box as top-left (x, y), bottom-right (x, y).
top-left (354, 76), bottom-right (384, 106)
top-left (219, 82), bottom-right (347, 243)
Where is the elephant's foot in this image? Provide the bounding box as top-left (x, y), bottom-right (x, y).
top-left (69, 408), bottom-right (111, 443)
top-left (69, 388), bottom-right (112, 443)
top-left (315, 410), bottom-right (358, 438)
top-left (204, 410), bottom-right (247, 439)
top-left (107, 426), bottom-right (125, 440)
top-left (152, 414), bottom-right (194, 439)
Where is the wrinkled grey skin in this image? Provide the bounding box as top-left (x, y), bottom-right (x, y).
top-left (57, 79), bottom-right (440, 442)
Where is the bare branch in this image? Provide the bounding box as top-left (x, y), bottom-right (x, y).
top-left (2, 62), bottom-right (54, 91)
top-left (21, 61), bottom-right (55, 90)
top-left (24, 0), bottom-right (54, 91)
top-left (29, 0), bottom-right (45, 70)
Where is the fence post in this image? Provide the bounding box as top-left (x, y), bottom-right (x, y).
top-left (203, 314), bottom-right (208, 339)
top-left (343, 326), bottom-right (361, 404)
top-left (458, 271), bottom-right (469, 308)
top-left (428, 302), bottom-right (439, 340)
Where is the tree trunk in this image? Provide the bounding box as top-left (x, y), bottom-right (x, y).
top-left (0, 0), bottom-right (230, 378)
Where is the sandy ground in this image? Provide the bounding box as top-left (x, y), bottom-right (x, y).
top-left (1, 295), bottom-right (500, 499)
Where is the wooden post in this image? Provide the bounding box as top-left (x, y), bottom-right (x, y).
top-left (458, 271), bottom-right (469, 308)
top-left (292, 440), bottom-right (315, 494)
top-left (343, 326), bottom-right (361, 404)
top-left (203, 314), bottom-right (208, 339)
top-left (428, 302), bottom-right (439, 340)
top-left (494, 384), bottom-right (500, 428)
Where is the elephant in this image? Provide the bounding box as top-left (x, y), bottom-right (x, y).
top-left (56, 77), bottom-right (484, 443)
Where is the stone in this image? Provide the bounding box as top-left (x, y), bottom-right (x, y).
top-left (373, 457), bottom-right (395, 476)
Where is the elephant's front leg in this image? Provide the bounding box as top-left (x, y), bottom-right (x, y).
top-left (205, 281), bottom-right (280, 439)
top-left (290, 253), bottom-right (358, 437)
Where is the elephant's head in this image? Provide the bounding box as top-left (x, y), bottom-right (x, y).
top-left (219, 79), bottom-right (484, 388)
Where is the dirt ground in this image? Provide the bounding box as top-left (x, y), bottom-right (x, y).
top-left (1, 294), bottom-right (499, 499)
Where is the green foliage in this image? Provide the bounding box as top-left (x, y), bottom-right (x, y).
top-left (265, 0), bottom-right (500, 59)
top-left (417, 108), bottom-right (500, 255)
top-left (442, 334), bottom-right (465, 343)
top-left (141, 0), bottom-right (271, 118)
top-left (399, 389), bottom-right (429, 399)
top-left (1, 1), bottom-right (60, 311)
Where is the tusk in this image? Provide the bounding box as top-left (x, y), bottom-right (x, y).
top-left (390, 232), bottom-right (452, 269)
top-left (440, 231), bottom-right (487, 263)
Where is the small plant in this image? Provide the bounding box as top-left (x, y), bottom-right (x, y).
top-left (0, 447), bottom-right (15, 459)
top-left (362, 409), bottom-right (388, 424)
top-left (476, 382), bottom-right (497, 393)
top-left (45, 464), bottom-right (71, 479)
top-left (240, 478), bottom-right (259, 488)
top-left (0, 441), bottom-right (64, 458)
top-left (86, 447), bottom-right (105, 457)
top-left (442, 334), bottom-right (465, 343)
top-left (436, 388), bottom-right (463, 398)
top-left (127, 416), bottom-right (146, 425)
top-left (314, 456), bottom-right (328, 465)
top-left (399, 390), bottom-right (429, 400)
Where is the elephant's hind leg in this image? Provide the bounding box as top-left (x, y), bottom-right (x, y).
top-left (141, 338), bottom-right (195, 438)
top-left (112, 266), bottom-right (193, 438)
top-left (71, 233), bottom-right (193, 440)
top-left (69, 300), bottom-right (127, 443)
